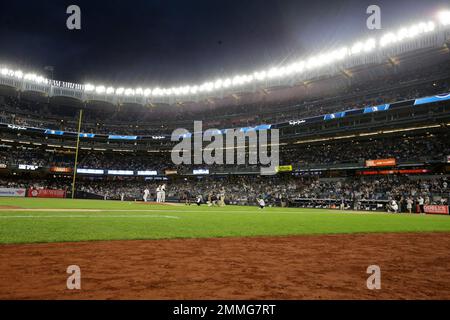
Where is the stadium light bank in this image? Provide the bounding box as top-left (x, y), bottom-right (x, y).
top-left (1, 10), bottom-right (450, 101)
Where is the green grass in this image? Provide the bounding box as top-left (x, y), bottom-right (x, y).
top-left (0, 197), bottom-right (449, 244)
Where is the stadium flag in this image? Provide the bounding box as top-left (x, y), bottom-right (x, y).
top-left (365, 158), bottom-right (396, 167)
top-left (276, 165), bottom-right (293, 172)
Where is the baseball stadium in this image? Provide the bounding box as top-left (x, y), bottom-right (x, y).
top-left (1, 1), bottom-right (450, 301)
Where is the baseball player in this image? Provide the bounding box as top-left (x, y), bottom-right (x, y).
top-left (160, 184), bottom-right (166, 203)
top-left (143, 188), bottom-right (149, 202)
top-left (156, 185), bottom-right (161, 202)
top-left (257, 198), bottom-right (266, 209)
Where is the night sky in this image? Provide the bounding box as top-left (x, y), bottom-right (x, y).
top-left (0, 0), bottom-right (447, 87)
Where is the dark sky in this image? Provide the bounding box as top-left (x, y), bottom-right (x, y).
top-left (0, 0), bottom-right (448, 86)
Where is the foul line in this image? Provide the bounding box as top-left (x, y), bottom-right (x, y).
top-left (0, 214), bottom-right (180, 219)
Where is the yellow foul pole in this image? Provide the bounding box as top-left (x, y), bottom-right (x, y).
top-left (71, 109), bottom-right (83, 199)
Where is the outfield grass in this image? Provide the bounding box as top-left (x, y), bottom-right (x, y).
top-left (0, 197), bottom-right (450, 244)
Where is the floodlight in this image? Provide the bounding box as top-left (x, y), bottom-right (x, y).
top-left (254, 71), bottom-right (267, 81)
top-left (152, 88), bottom-right (162, 96)
top-left (84, 83), bottom-right (95, 91)
top-left (24, 73), bottom-right (36, 81)
top-left (214, 79), bottom-right (223, 89)
top-left (222, 78), bottom-right (231, 88)
top-left (115, 87), bottom-right (125, 95)
top-left (95, 85), bottom-right (105, 94)
top-left (124, 88), bottom-right (135, 96)
top-left (35, 76), bottom-right (45, 84)
top-left (335, 47), bottom-right (348, 60)
top-left (106, 87), bottom-right (115, 94)
top-left (205, 82), bottom-right (214, 91)
top-left (143, 88), bottom-right (152, 96)
top-left (190, 85), bottom-right (198, 94)
top-left (181, 86), bottom-right (190, 95)
top-left (364, 39), bottom-right (376, 52)
top-left (380, 32), bottom-right (397, 47)
top-left (438, 10), bottom-right (450, 26)
top-left (350, 42), bottom-right (364, 55)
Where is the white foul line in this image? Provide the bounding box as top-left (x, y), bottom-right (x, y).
top-left (0, 215), bottom-right (180, 219)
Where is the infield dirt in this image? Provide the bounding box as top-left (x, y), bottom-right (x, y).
top-left (0, 232), bottom-right (449, 299)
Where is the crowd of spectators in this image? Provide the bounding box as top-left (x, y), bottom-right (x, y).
top-left (0, 175), bottom-right (448, 211)
top-left (281, 133), bottom-right (450, 166)
top-left (0, 131), bottom-right (448, 171)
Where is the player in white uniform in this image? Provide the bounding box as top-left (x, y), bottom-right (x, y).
top-left (156, 185), bottom-right (161, 202)
top-left (387, 200), bottom-right (399, 213)
top-left (391, 200), bottom-right (399, 213)
top-left (196, 194), bottom-right (202, 206)
top-left (406, 197), bottom-right (413, 214)
top-left (257, 198), bottom-right (265, 209)
top-left (160, 184), bottom-right (166, 203)
top-left (143, 188), bottom-right (150, 202)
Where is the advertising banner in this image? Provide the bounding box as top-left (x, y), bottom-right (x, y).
top-left (423, 205), bottom-right (449, 215)
top-left (50, 167), bottom-right (73, 173)
top-left (27, 189), bottom-right (66, 198)
top-left (193, 169), bottom-right (209, 175)
top-left (276, 165), bottom-right (293, 172)
top-left (359, 169), bottom-right (430, 175)
top-left (365, 158), bottom-right (396, 167)
top-left (0, 188), bottom-right (26, 197)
